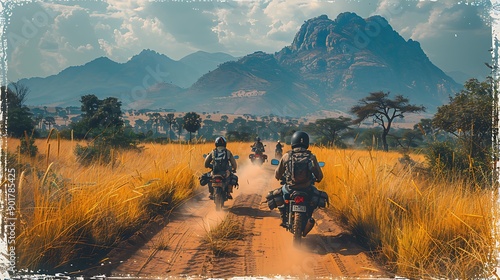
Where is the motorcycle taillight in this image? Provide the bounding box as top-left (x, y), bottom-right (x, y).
top-left (215, 177), bottom-right (222, 183)
top-left (294, 196), bottom-right (305, 204)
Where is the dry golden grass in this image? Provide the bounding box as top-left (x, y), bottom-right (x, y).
top-left (201, 216), bottom-right (244, 257)
top-left (7, 137), bottom-right (235, 269)
top-left (6, 137), bottom-right (496, 278)
top-left (310, 147), bottom-right (497, 279)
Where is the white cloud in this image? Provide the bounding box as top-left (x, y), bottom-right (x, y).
top-left (4, 0), bottom-right (491, 82)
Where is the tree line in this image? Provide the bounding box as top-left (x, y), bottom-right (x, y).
top-left (3, 77), bottom-right (496, 187)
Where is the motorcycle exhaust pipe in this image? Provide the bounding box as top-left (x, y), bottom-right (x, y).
top-left (302, 218), bottom-right (315, 237)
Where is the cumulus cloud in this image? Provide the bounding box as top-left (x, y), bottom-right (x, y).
top-left (4, 0), bottom-right (492, 82)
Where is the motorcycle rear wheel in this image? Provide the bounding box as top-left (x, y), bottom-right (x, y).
top-left (214, 188), bottom-right (224, 211)
top-left (293, 212), bottom-right (304, 246)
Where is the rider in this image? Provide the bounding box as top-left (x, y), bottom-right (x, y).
top-left (274, 131), bottom-right (323, 227)
top-left (251, 136), bottom-right (265, 154)
top-left (275, 140), bottom-right (283, 154)
top-left (204, 136), bottom-right (238, 199)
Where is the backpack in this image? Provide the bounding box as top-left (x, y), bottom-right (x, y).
top-left (285, 150), bottom-right (312, 186)
top-left (212, 149), bottom-right (229, 174)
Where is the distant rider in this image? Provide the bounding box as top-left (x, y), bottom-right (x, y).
top-left (275, 140), bottom-right (283, 154)
top-left (274, 131), bottom-right (323, 227)
top-left (251, 137), bottom-right (265, 155)
top-left (204, 136), bottom-right (238, 199)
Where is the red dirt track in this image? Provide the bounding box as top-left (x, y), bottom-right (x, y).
top-left (87, 161), bottom-right (391, 279)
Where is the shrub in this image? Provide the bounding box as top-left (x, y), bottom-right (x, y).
top-left (19, 136), bottom-right (38, 157)
top-left (424, 141), bottom-right (493, 188)
top-left (75, 143), bottom-right (112, 166)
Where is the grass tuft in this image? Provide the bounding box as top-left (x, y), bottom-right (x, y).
top-left (202, 216), bottom-right (244, 257)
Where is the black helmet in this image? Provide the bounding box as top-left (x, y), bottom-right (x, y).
top-left (215, 136), bottom-right (227, 147)
top-left (291, 131), bottom-right (309, 149)
top-left (256, 137), bottom-right (261, 142)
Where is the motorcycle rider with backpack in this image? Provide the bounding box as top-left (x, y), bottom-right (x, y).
top-left (204, 136), bottom-right (238, 199)
top-left (274, 131), bottom-right (323, 227)
top-left (251, 137), bottom-right (265, 154)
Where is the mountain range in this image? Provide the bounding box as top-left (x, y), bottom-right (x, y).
top-left (19, 12), bottom-right (462, 117)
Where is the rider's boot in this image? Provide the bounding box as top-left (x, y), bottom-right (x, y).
top-left (227, 185), bottom-right (233, 199)
top-left (208, 185), bottom-right (214, 200)
top-left (278, 206), bottom-right (287, 227)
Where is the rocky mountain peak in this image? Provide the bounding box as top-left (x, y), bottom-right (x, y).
top-left (291, 14), bottom-right (333, 51)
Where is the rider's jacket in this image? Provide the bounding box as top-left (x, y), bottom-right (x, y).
top-left (252, 141), bottom-right (265, 152)
top-left (274, 147), bottom-right (323, 190)
top-left (204, 146), bottom-right (238, 175)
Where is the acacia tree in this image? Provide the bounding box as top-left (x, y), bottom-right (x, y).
top-left (350, 91), bottom-right (425, 151)
top-left (183, 112), bottom-right (202, 142)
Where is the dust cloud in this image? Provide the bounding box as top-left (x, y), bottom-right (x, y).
top-left (234, 160), bottom-right (277, 195)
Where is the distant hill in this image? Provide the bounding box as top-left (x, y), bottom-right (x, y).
top-left (19, 49), bottom-right (236, 107)
top-left (19, 13), bottom-right (461, 117)
top-left (179, 51), bottom-right (238, 78)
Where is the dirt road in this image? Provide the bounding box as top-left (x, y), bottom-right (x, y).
top-left (89, 161), bottom-right (392, 279)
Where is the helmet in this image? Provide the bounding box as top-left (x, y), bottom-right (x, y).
top-left (277, 140), bottom-right (280, 143)
top-left (291, 131), bottom-right (309, 149)
top-left (256, 137), bottom-right (261, 142)
top-left (215, 136), bottom-right (227, 147)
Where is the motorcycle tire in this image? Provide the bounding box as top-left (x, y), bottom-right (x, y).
top-left (214, 188), bottom-right (224, 211)
top-left (293, 212), bottom-right (304, 246)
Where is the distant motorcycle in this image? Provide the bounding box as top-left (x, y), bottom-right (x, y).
top-left (268, 159), bottom-right (328, 246)
top-left (275, 147), bottom-right (283, 159)
top-left (249, 146), bottom-right (267, 165)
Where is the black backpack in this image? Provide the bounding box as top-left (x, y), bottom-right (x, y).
top-left (212, 149), bottom-right (229, 174)
top-left (285, 150), bottom-right (312, 186)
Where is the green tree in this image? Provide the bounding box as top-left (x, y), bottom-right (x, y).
top-left (148, 112), bottom-right (163, 135)
top-left (43, 116), bottom-right (56, 131)
top-left (71, 94), bottom-right (124, 139)
top-left (183, 112), bottom-right (201, 142)
top-left (70, 95), bottom-right (140, 165)
top-left (306, 117), bottom-right (352, 147)
top-left (165, 113), bottom-right (176, 140)
top-left (389, 128), bottom-right (424, 151)
top-left (430, 78), bottom-right (494, 184)
top-left (175, 116), bottom-right (184, 140)
top-left (432, 78), bottom-right (493, 160)
top-left (350, 91), bottom-right (425, 151)
top-left (1, 83), bottom-right (36, 138)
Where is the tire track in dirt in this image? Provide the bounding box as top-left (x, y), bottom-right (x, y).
top-left (109, 192), bottom-right (229, 277)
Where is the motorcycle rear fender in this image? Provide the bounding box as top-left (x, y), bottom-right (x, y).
top-left (290, 190), bottom-right (309, 199)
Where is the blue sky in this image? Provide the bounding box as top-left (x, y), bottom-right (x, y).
top-left (2, 0), bottom-right (495, 83)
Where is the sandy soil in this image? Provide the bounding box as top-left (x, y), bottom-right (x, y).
top-left (85, 160), bottom-right (392, 279)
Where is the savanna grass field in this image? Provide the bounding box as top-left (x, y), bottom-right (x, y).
top-left (4, 136), bottom-right (498, 278)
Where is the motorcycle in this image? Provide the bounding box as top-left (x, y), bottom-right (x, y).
top-left (275, 147), bottom-right (283, 159)
top-left (269, 158), bottom-right (327, 246)
top-left (210, 174), bottom-right (229, 211)
top-left (249, 146), bottom-right (267, 165)
top-left (201, 154), bottom-right (239, 211)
